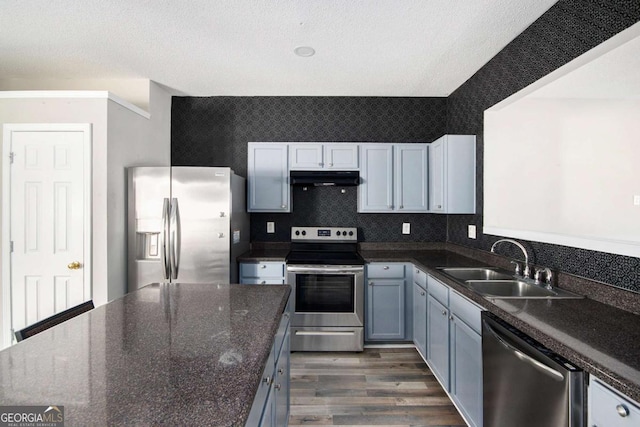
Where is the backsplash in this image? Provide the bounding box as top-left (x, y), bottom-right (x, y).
top-left (446, 0), bottom-right (640, 293)
top-left (250, 186), bottom-right (447, 242)
top-left (171, 96), bottom-right (447, 243)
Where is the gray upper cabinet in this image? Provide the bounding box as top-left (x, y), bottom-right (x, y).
top-left (359, 144), bottom-right (394, 212)
top-left (395, 144), bottom-right (429, 212)
top-left (359, 143), bottom-right (428, 213)
top-left (428, 135), bottom-right (476, 214)
top-left (289, 143), bottom-right (359, 170)
top-left (248, 143), bottom-right (291, 212)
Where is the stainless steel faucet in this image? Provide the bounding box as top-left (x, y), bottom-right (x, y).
top-left (490, 238), bottom-right (531, 278)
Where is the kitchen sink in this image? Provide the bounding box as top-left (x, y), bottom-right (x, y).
top-left (465, 280), bottom-right (584, 299)
top-left (439, 267), bottom-right (513, 281)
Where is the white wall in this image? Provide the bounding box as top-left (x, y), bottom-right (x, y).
top-left (0, 79), bottom-right (150, 111)
top-left (0, 83), bottom-right (172, 346)
top-left (484, 97), bottom-right (640, 256)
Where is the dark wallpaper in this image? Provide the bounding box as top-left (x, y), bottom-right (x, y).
top-left (171, 0), bottom-right (640, 292)
top-left (172, 97), bottom-right (448, 243)
top-left (446, 0), bottom-right (640, 292)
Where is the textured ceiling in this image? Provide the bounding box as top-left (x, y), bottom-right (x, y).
top-left (0, 0), bottom-right (559, 96)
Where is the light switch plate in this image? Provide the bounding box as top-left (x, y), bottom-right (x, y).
top-left (402, 223), bottom-right (410, 234)
top-left (267, 222), bottom-right (275, 233)
top-left (468, 225), bottom-right (477, 239)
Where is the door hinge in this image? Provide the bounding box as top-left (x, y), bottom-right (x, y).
top-left (9, 152), bottom-right (15, 163)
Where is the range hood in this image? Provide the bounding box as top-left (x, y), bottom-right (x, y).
top-left (290, 170), bottom-right (360, 186)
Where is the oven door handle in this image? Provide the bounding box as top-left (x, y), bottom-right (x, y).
top-left (286, 266), bottom-right (364, 274)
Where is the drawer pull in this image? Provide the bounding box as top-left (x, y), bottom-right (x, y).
top-left (383, 266), bottom-right (389, 270)
top-left (260, 264), bottom-right (267, 269)
top-left (420, 291), bottom-right (425, 296)
top-left (616, 404), bottom-right (630, 417)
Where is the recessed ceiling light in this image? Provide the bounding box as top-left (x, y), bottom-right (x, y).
top-left (294, 46), bottom-right (315, 57)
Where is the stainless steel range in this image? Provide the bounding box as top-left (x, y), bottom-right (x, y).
top-left (286, 227), bottom-right (364, 352)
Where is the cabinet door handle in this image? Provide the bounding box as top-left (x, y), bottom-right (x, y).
top-left (442, 310), bottom-right (447, 316)
top-left (328, 163), bottom-right (333, 167)
top-left (450, 315), bottom-right (454, 321)
top-left (369, 281), bottom-right (374, 286)
top-left (383, 266), bottom-right (389, 270)
top-left (420, 291), bottom-right (425, 296)
top-left (275, 383), bottom-right (282, 390)
top-left (278, 368), bottom-right (284, 375)
top-left (263, 376), bottom-right (272, 385)
top-left (281, 205), bottom-right (286, 209)
top-left (260, 264), bottom-right (267, 269)
top-left (260, 281), bottom-right (266, 284)
top-left (616, 404), bottom-right (630, 417)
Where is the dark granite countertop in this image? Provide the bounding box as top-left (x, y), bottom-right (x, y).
top-left (238, 248), bottom-right (289, 262)
top-left (0, 283), bottom-right (291, 426)
top-left (241, 246), bottom-right (640, 401)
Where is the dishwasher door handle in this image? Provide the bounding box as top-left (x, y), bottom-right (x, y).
top-left (485, 322), bottom-right (564, 381)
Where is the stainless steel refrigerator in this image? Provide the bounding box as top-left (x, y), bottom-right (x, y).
top-left (127, 167), bottom-right (249, 291)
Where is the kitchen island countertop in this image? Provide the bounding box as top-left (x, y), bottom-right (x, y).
top-left (0, 283), bottom-right (291, 426)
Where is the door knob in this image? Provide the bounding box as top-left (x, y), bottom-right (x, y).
top-left (67, 261), bottom-right (81, 270)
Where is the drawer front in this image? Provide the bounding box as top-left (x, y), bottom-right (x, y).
top-left (241, 278), bottom-right (286, 285)
top-left (450, 290), bottom-right (483, 334)
top-left (367, 263), bottom-right (405, 279)
top-left (413, 266), bottom-right (427, 288)
top-left (427, 275), bottom-right (449, 305)
top-left (240, 262), bottom-right (285, 278)
top-left (590, 378), bottom-right (640, 427)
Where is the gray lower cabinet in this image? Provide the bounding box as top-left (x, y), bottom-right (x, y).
top-left (589, 376), bottom-right (640, 427)
top-left (273, 328), bottom-right (291, 427)
top-left (427, 293), bottom-right (450, 387)
top-left (413, 281), bottom-right (427, 358)
top-left (239, 262), bottom-right (286, 285)
top-left (450, 311), bottom-right (482, 427)
top-left (247, 305), bottom-right (291, 427)
top-left (425, 274), bottom-right (483, 427)
top-left (366, 263), bottom-right (407, 340)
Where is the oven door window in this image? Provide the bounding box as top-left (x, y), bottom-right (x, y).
top-left (296, 274), bottom-right (354, 313)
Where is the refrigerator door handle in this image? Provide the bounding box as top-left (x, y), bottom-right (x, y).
top-left (161, 198), bottom-right (171, 280)
top-left (169, 198), bottom-right (181, 280)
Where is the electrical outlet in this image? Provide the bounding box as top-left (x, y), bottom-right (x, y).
top-left (266, 222), bottom-right (275, 233)
top-left (468, 225), bottom-right (477, 239)
top-left (402, 223), bottom-right (410, 234)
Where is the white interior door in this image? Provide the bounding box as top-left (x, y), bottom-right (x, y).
top-left (2, 124), bottom-right (91, 346)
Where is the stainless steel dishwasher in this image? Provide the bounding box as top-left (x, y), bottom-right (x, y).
top-left (482, 311), bottom-right (584, 427)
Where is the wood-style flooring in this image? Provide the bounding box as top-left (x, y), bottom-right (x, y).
top-left (288, 347), bottom-right (466, 427)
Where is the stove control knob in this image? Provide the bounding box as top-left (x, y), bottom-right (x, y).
top-left (349, 231), bottom-right (354, 236)
top-left (295, 230), bottom-right (300, 236)
top-left (302, 231), bottom-right (306, 236)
